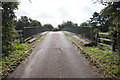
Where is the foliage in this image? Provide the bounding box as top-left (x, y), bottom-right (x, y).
top-left (16, 16), bottom-right (41, 30)
top-left (30, 20), bottom-right (41, 26)
top-left (2, 42), bottom-right (30, 63)
top-left (70, 33), bottom-right (120, 78)
top-left (2, 2), bottom-right (19, 56)
top-left (2, 53), bottom-right (29, 79)
top-left (98, 2), bottom-right (120, 52)
top-left (2, 42), bottom-right (30, 79)
top-left (89, 12), bottom-right (99, 28)
top-left (43, 24), bottom-right (54, 31)
top-left (80, 22), bottom-right (89, 27)
top-left (58, 21), bottom-right (78, 29)
top-left (86, 47), bottom-right (120, 78)
top-left (58, 21), bottom-right (78, 33)
top-left (16, 16), bottom-right (29, 30)
top-left (2, 32), bottom-right (47, 79)
top-left (53, 28), bottom-right (59, 31)
top-left (87, 1), bottom-right (120, 52)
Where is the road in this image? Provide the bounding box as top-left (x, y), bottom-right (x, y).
top-left (8, 32), bottom-right (101, 78)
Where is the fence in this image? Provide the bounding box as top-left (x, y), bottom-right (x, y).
top-left (61, 26), bottom-right (78, 33)
top-left (61, 26), bottom-right (119, 52)
top-left (77, 27), bottom-right (118, 52)
top-left (77, 26), bottom-right (94, 41)
top-left (14, 26), bottom-right (51, 41)
top-left (23, 26), bottom-right (41, 39)
top-left (61, 26), bottom-right (94, 41)
top-left (77, 27), bottom-right (119, 52)
top-left (96, 32), bottom-right (113, 51)
top-left (96, 32), bottom-right (119, 52)
top-left (23, 26), bottom-right (51, 39)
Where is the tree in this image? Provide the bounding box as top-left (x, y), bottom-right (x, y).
top-left (80, 22), bottom-right (89, 27)
top-left (16, 16), bottom-right (41, 30)
top-left (30, 20), bottom-right (41, 26)
top-left (2, 2), bottom-right (19, 56)
top-left (43, 24), bottom-right (53, 31)
top-left (16, 16), bottom-right (30, 30)
top-left (53, 28), bottom-right (59, 31)
top-left (58, 21), bottom-right (78, 30)
top-left (89, 12), bottom-right (99, 28)
top-left (58, 24), bottom-right (63, 30)
top-left (93, 1), bottom-right (120, 51)
top-left (102, 2), bottom-right (120, 51)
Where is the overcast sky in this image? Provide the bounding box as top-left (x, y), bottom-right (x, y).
top-left (15, 0), bottom-right (105, 27)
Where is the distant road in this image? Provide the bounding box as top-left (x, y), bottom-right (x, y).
top-left (8, 32), bottom-right (101, 78)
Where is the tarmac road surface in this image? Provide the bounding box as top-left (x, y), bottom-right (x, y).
top-left (8, 31), bottom-right (101, 78)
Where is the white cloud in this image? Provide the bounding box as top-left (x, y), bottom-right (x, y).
top-left (15, 0), bottom-right (105, 27)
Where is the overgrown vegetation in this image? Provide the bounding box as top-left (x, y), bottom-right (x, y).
top-left (86, 47), bottom-right (119, 77)
top-left (68, 33), bottom-right (120, 79)
top-left (88, 1), bottom-right (120, 52)
top-left (16, 16), bottom-right (41, 30)
top-left (2, 2), bottom-right (52, 57)
top-left (1, 0), bottom-right (120, 79)
top-left (58, 1), bottom-right (120, 53)
top-left (1, 32), bottom-right (48, 79)
top-left (1, 3), bottom-right (48, 78)
top-left (2, 2), bottom-right (19, 56)
top-left (2, 42), bottom-right (30, 79)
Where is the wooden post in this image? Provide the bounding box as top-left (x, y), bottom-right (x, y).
top-left (91, 27), bottom-right (94, 41)
top-left (112, 39), bottom-right (116, 52)
top-left (23, 27), bottom-right (25, 40)
top-left (98, 32), bottom-right (100, 43)
top-left (112, 31), bottom-right (117, 52)
top-left (95, 30), bottom-right (98, 46)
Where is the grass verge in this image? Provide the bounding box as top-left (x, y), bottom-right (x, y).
top-left (64, 31), bottom-right (120, 79)
top-left (1, 32), bottom-right (48, 79)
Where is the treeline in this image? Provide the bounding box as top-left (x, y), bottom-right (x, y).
top-left (58, 1), bottom-right (120, 33)
top-left (16, 16), bottom-right (41, 30)
top-left (2, 2), bottom-right (54, 56)
top-left (58, 1), bottom-right (120, 52)
top-left (58, 21), bottom-right (78, 32)
top-left (86, 2), bottom-right (120, 52)
top-left (15, 16), bottom-right (54, 31)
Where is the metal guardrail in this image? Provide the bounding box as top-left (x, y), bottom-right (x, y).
top-left (13, 26), bottom-right (51, 42)
top-left (23, 26), bottom-right (51, 39)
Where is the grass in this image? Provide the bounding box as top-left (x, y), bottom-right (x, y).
top-left (1, 32), bottom-right (48, 79)
top-left (99, 45), bottom-right (112, 51)
top-left (71, 35), bottom-right (83, 44)
top-left (86, 47), bottom-right (119, 77)
top-left (35, 34), bottom-right (41, 41)
top-left (67, 34), bottom-right (120, 79)
top-left (2, 42), bottom-right (30, 79)
top-left (64, 32), bottom-right (69, 36)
